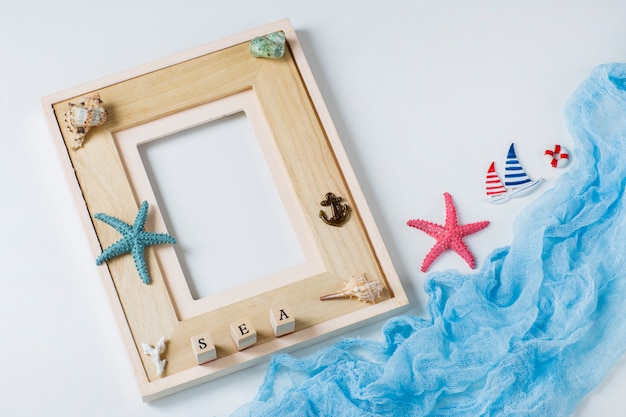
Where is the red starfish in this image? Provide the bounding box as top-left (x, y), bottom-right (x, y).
top-left (407, 192), bottom-right (489, 272)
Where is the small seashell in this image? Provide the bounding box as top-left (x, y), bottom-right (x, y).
top-left (249, 31), bottom-right (285, 59)
top-left (320, 273), bottom-right (383, 304)
top-left (64, 92), bottom-right (108, 149)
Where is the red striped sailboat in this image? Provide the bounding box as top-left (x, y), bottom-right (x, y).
top-left (485, 143), bottom-right (543, 204)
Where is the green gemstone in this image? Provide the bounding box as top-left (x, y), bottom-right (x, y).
top-left (249, 31), bottom-right (285, 59)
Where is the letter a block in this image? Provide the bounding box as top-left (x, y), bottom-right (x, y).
top-left (270, 306), bottom-right (295, 337)
top-left (190, 332), bottom-right (217, 364)
top-left (230, 317), bottom-right (257, 351)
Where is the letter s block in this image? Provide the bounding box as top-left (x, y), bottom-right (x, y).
top-left (230, 317), bottom-right (257, 350)
top-left (270, 306), bottom-right (295, 337)
top-left (190, 332), bottom-right (217, 364)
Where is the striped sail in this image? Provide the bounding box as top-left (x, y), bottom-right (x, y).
top-left (503, 143), bottom-right (531, 187)
top-left (485, 161), bottom-right (507, 196)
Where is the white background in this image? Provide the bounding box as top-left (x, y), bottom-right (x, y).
top-left (2, 1), bottom-right (626, 416)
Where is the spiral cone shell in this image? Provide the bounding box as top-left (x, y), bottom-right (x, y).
top-left (320, 274), bottom-right (383, 303)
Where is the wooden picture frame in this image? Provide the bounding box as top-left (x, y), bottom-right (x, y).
top-left (41, 19), bottom-right (408, 401)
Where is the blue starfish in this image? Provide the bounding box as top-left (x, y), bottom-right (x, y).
top-left (94, 201), bottom-right (176, 284)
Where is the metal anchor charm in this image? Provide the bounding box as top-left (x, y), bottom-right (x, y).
top-left (319, 192), bottom-right (351, 227)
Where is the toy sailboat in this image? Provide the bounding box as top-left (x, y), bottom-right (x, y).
top-left (485, 143), bottom-right (542, 204)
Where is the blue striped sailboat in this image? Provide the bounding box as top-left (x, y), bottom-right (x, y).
top-left (485, 143), bottom-right (543, 204)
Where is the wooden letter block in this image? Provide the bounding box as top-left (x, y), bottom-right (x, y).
top-left (230, 317), bottom-right (257, 350)
top-left (190, 332), bottom-right (217, 364)
top-left (270, 306), bottom-right (295, 337)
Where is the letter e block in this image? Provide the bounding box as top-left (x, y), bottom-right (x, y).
top-left (270, 306), bottom-right (295, 337)
top-left (230, 317), bottom-right (257, 350)
top-left (190, 332), bottom-right (217, 364)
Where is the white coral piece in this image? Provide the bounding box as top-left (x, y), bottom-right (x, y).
top-left (142, 336), bottom-right (167, 377)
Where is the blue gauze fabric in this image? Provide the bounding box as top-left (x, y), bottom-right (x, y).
top-left (231, 63), bottom-right (626, 417)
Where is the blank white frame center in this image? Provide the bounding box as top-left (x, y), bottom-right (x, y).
top-left (139, 112), bottom-right (306, 300)
top-left (114, 90), bottom-right (324, 320)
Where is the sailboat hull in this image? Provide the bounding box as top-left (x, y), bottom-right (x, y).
top-left (506, 179), bottom-right (543, 198)
top-left (485, 179), bottom-right (543, 205)
top-left (485, 194), bottom-right (510, 204)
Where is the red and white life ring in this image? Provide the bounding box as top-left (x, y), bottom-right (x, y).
top-left (545, 144), bottom-right (569, 168)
